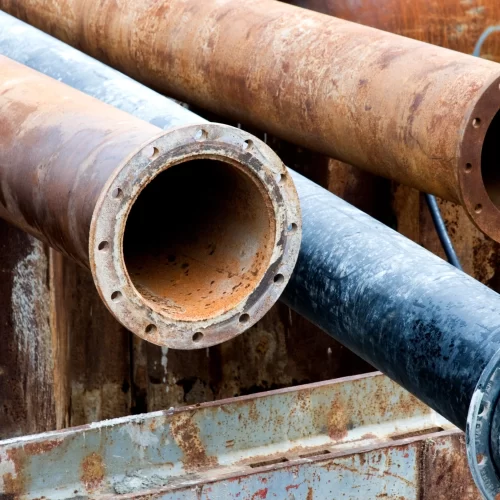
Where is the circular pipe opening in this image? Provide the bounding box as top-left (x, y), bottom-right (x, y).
top-left (123, 159), bottom-right (276, 322)
top-left (481, 110), bottom-right (500, 208)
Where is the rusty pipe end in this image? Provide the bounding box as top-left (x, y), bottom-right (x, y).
top-left (459, 74), bottom-right (500, 242)
top-left (89, 123), bottom-right (301, 349)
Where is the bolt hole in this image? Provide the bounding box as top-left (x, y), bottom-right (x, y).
top-left (475, 204), bottom-right (483, 214)
top-left (239, 313), bottom-right (250, 324)
top-left (150, 147), bottom-right (160, 159)
top-left (194, 129), bottom-right (207, 141)
top-left (465, 163), bottom-right (472, 173)
top-left (473, 118), bottom-right (481, 128)
top-left (242, 139), bottom-right (253, 150)
top-left (111, 187), bottom-right (123, 199)
top-left (274, 172), bottom-right (287, 184)
top-left (274, 274), bottom-right (284, 284)
top-left (192, 332), bottom-right (203, 342)
top-left (479, 401), bottom-right (489, 416)
top-left (145, 324), bottom-right (157, 334)
top-left (98, 241), bottom-right (109, 251)
top-left (111, 291), bottom-right (122, 302)
top-left (287, 223), bottom-right (298, 233)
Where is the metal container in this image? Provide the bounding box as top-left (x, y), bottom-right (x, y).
top-left (4, 0), bottom-right (500, 240)
top-left (0, 54), bottom-right (300, 350)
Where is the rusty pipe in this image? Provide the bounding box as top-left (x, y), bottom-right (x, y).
top-left (285, 0), bottom-right (500, 62)
top-left (0, 55), bottom-right (300, 349)
top-left (3, 1), bottom-right (500, 241)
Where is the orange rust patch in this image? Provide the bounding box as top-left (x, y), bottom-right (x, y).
top-left (421, 434), bottom-right (479, 499)
top-left (24, 439), bottom-right (63, 455)
top-left (81, 452), bottom-right (105, 492)
top-left (4, 448), bottom-right (25, 495)
top-left (3, 472), bottom-right (23, 495)
top-left (170, 412), bottom-right (217, 471)
top-left (327, 399), bottom-right (349, 441)
top-left (248, 400), bottom-right (259, 422)
top-left (307, 487), bottom-right (314, 500)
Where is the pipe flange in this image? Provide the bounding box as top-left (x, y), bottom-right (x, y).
top-left (467, 348), bottom-right (500, 499)
top-left (89, 123), bottom-right (301, 349)
top-left (458, 74), bottom-right (500, 242)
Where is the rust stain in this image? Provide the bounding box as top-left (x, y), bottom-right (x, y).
top-left (3, 448), bottom-right (26, 495)
top-left (327, 398), bottom-right (349, 441)
top-left (80, 452), bottom-right (105, 492)
top-left (169, 412), bottom-right (218, 471)
top-left (251, 488), bottom-right (268, 499)
top-left (420, 434), bottom-right (480, 499)
top-left (248, 400), bottom-right (259, 422)
top-left (24, 439), bottom-right (63, 455)
top-left (307, 487), bottom-right (314, 500)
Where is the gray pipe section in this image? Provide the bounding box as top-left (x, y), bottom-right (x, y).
top-left (0, 11), bottom-right (202, 130)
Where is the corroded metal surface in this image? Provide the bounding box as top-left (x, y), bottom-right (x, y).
top-left (0, 372), bottom-right (461, 498)
top-left (0, 56), bottom-right (300, 349)
top-left (0, 222), bottom-right (57, 439)
top-left (5, 0), bottom-right (500, 240)
top-left (287, 0), bottom-right (500, 62)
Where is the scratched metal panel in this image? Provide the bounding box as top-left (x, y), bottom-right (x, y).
top-left (115, 443), bottom-right (421, 499)
top-left (0, 373), bottom-right (453, 497)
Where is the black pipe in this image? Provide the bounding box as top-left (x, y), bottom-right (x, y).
top-left (283, 172), bottom-right (499, 428)
top-left (282, 173), bottom-right (500, 499)
top-left (2, 11), bottom-right (499, 498)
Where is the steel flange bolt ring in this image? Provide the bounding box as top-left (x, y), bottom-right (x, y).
top-left (467, 348), bottom-right (500, 499)
top-left (90, 123), bottom-right (301, 349)
top-left (459, 76), bottom-right (500, 241)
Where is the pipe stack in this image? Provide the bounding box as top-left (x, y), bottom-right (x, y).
top-left (3, 1), bottom-right (500, 497)
top-left (3, 0), bottom-right (500, 240)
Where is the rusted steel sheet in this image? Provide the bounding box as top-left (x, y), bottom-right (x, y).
top-left (5, 0), bottom-right (500, 240)
top-left (0, 222), bottom-right (58, 439)
top-left (287, 0), bottom-right (500, 62)
top-left (0, 56), bottom-right (300, 350)
top-left (0, 372), bottom-right (464, 498)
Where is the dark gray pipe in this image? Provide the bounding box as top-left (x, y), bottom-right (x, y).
top-left (2, 10), bottom-right (500, 498)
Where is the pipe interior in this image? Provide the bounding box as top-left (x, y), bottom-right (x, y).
top-left (123, 159), bottom-right (276, 322)
top-left (482, 109), bottom-right (500, 207)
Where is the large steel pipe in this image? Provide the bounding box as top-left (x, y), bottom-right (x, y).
top-left (0, 54), bottom-right (300, 350)
top-left (286, 0), bottom-right (500, 61)
top-left (2, 13), bottom-right (500, 496)
top-left (4, 1), bottom-right (500, 241)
